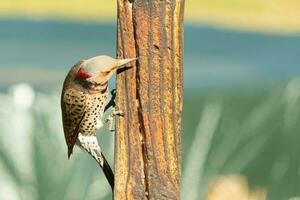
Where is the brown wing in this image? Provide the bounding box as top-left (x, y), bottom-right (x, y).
top-left (61, 88), bottom-right (86, 158)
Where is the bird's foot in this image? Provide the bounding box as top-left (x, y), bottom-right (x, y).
top-left (105, 108), bottom-right (124, 132)
top-left (112, 109), bottom-right (124, 117)
top-left (104, 89), bottom-right (117, 113)
top-left (110, 89), bottom-right (116, 96)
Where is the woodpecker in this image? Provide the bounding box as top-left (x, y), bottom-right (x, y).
top-left (61, 55), bottom-right (136, 189)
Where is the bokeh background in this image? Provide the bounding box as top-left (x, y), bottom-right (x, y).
top-left (0, 1), bottom-right (300, 200)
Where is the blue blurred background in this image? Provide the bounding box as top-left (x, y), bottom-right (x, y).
top-left (0, 1), bottom-right (300, 200)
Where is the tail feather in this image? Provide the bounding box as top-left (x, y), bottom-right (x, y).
top-left (77, 133), bottom-right (114, 190)
top-left (98, 151), bottom-right (114, 189)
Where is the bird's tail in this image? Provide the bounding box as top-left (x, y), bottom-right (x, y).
top-left (77, 134), bottom-right (114, 190)
top-left (93, 150), bottom-right (115, 190)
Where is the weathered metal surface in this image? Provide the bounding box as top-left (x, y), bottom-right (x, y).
top-left (115, 0), bottom-right (184, 199)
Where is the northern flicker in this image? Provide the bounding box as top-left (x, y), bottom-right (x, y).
top-left (61, 55), bottom-right (136, 189)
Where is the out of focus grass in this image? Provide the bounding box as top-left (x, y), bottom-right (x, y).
top-left (0, 85), bottom-right (114, 200)
top-left (182, 79), bottom-right (300, 200)
top-left (1, 80), bottom-right (300, 199)
top-left (0, 0), bottom-right (300, 33)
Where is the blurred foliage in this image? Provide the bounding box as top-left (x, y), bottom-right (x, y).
top-left (1, 81), bottom-right (300, 199)
top-left (182, 79), bottom-right (300, 200)
top-left (0, 0), bottom-right (300, 33)
top-left (0, 85), bottom-right (113, 200)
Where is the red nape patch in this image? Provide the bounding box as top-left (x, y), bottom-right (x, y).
top-left (75, 68), bottom-right (91, 79)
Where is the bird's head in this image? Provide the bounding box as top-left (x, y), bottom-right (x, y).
top-left (74, 55), bottom-right (136, 85)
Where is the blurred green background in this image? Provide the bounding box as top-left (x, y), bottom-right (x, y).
top-left (0, 1), bottom-right (300, 200)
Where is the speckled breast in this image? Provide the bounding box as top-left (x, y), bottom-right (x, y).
top-left (79, 92), bottom-right (108, 136)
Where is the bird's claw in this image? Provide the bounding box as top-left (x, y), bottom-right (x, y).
top-left (105, 108), bottom-right (124, 132)
top-left (104, 89), bottom-right (117, 113)
top-left (114, 110), bottom-right (124, 117)
top-left (110, 89), bottom-right (116, 96)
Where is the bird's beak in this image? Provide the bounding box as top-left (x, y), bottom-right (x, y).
top-left (116, 57), bottom-right (138, 69)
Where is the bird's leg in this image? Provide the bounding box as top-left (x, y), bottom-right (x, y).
top-left (104, 89), bottom-right (124, 131)
top-left (105, 107), bottom-right (124, 132)
top-left (104, 89), bottom-right (116, 113)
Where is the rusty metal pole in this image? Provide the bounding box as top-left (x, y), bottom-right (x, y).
top-left (114, 0), bottom-right (184, 199)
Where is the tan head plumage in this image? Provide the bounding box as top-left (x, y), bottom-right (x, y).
top-left (75, 55), bottom-right (137, 84)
